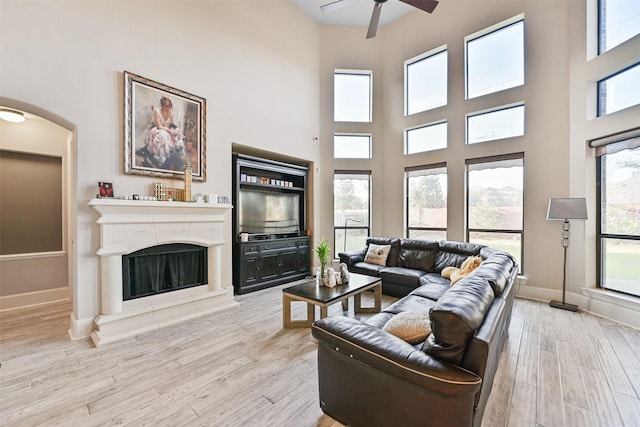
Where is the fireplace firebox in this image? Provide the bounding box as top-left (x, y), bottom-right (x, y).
top-left (122, 243), bottom-right (207, 300)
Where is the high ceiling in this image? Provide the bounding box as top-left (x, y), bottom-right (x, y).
top-left (292, 0), bottom-right (417, 28)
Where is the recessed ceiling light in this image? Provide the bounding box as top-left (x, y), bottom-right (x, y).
top-left (0, 108), bottom-right (26, 123)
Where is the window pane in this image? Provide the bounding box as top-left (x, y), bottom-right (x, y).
top-left (467, 20), bottom-right (524, 98)
top-left (602, 147), bottom-right (640, 235)
top-left (468, 160), bottom-right (523, 230)
top-left (467, 104), bottom-right (524, 144)
top-left (408, 229), bottom-right (447, 241)
top-left (334, 134), bottom-right (371, 159)
top-left (335, 228), bottom-right (368, 257)
top-left (602, 239), bottom-right (640, 296)
top-left (599, 0), bottom-right (640, 53)
top-left (334, 173), bottom-right (370, 227)
top-left (598, 63), bottom-right (640, 116)
top-left (406, 49), bottom-right (448, 115)
top-left (406, 122), bottom-right (447, 154)
top-left (469, 231), bottom-right (522, 270)
top-left (334, 72), bottom-right (371, 122)
top-left (407, 168), bottom-right (447, 229)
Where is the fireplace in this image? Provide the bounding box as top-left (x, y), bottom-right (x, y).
top-left (122, 243), bottom-right (207, 300)
top-left (89, 198), bottom-right (237, 346)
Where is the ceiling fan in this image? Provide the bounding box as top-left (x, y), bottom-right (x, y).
top-left (321, 0), bottom-right (439, 39)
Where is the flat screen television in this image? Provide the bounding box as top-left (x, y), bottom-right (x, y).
top-left (238, 189), bottom-right (301, 237)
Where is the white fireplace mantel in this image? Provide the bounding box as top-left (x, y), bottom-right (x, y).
top-left (88, 198), bottom-right (237, 346)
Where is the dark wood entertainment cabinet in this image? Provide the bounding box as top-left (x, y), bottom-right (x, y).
top-left (232, 154), bottom-right (311, 294)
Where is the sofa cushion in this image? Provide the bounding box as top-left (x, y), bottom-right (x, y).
top-left (364, 243), bottom-right (392, 266)
top-left (350, 261), bottom-right (385, 276)
top-left (434, 241), bottom-right (484, 273)
top-left (422, 276), bottom-right (495, 365)
top-left (383, 294), bottom-right (436, 315)
top-left (366, 237), bottom-right (401, 267)
top-left (398, 239), bottom-right (438, 271)
top-left (382, 310), bottom-right (432, 344)
top-left (413, 276), bottom-right (451, 301)
top-left (379, 266), bottom-right (426, 288)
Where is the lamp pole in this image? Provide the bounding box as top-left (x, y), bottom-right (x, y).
top-left (344, 217), bottom-right (361, 252)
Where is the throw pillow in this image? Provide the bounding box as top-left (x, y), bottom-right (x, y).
top-left (382, 309), bottom-right (432, 344)
top-left (364, 243), bottom-right (392, 266)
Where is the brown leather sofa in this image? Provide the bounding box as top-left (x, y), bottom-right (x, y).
top-left (312, 238), bottom-right (518, 427)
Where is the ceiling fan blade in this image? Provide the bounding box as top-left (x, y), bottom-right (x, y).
top-left (366, 2), bottom-right (383, 39)
top-left (400, 0), bottom-right (439, 13)
top-left (321, 0), bottom-right (355, 14)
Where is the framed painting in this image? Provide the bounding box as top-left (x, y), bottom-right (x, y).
top-left (124, 71), bottom-right (206, 181)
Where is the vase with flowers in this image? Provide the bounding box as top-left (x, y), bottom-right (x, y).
top-left (315, 238), bottom-right (331, 279)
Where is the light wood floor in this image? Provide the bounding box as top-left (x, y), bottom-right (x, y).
top-left (1, 285), bottom-right (639, 426)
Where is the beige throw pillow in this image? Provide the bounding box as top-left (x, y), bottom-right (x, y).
top-left (382, 309), bottom-right (432, 344)
top-left (364, 243), bottom-right (392, 266)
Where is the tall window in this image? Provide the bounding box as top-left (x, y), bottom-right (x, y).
top-left (334, 134), bottom-right (372, 159)
top-left (406, 164), bottom-right (447, 240)
top-left (597, 63), bottom-right (640, 116)
top-left (598, 0), bottom-right (640, 54)
top-left (467, 155), bottom-right (524, 271)
top-left (334, 172), bottom-right (371, 258)
top-left (405, 47), bottom-right (448, 115)
top-left (466, 17), bottom-right (524, 99)
top-left (467, 104), bottom-right (525, 144)
top-left (596, 140), bottom-right (640, 297)
top-left (406, 121), bottom-right (447, 154)
top-left (334, 70), bottom-right (372, 122)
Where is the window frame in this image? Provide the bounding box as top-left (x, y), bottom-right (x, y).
top-left (405, 120), bottom-right (448, 155)
top-left (465, 153), bottom-right (525, 273)
top-left (333, 170), bottom-right (371, 259)
top-left (333, 69), bottom-right (373, 123)
top-left (596, 62), bottom-right (640, 117)
top-left (465, 15), bottom-right (525, 100)
top-left (333, 133), bottom-right (372, 159)
top-left (595, 140), bottom-right (640, 297)
top-left (405, 163), bottom-right (448, 239)
top-left (598, 0), bottom-right (640, 55)
top-left (404, 46), bottom-right (448, 116)
top-left (466, 103), bottom-right (525, 145)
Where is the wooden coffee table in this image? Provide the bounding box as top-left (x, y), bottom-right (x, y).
top-left (282, 272), bottom-right (382, 329)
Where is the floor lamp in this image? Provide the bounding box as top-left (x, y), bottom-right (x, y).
top-left (546, 198), bottom-right (588, 312)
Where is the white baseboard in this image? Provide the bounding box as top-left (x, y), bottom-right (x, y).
top-left (516, 284), bottom-right (640, 329)
top-left (0, 287), bottom-right (69, 312)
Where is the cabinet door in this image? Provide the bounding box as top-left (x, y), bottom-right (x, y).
top-left (242, 255), bottom-right (260, 286)
top-left (260, 251), bottom-right (281, 281)
top-left (298, 247), bottom-right (310, 274)
top-left (279, 249), bottom-right (299, 277)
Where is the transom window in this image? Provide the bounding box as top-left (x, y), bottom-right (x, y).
top-left (598, 0), bottom-right (640, 54)
top-left (334, 134), bottom-right (372, 159)
top-left (467, 104), bottom-right (525, 144)
top-left (405, 47), bottom-right (448, 115)
top-left (405, 121), bottom-right (447, 154)
top-left (597, 63), bottom-right (640, 116)
top-left (334, 172), bottom-right (371, 258)
top-left (466, 17), bottom-right (524, 99)
top-left (467, 155), bottom-right (524, 271)
top-left (334, 70), bottom-right (372, 122)
top-left (406, 164), bottom-right (447, 240)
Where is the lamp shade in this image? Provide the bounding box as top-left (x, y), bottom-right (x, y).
top-left (546, 198), bottom-right (588, 221)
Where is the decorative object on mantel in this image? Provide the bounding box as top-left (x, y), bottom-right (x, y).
top-left (316, 238), bottom-right (331, 279)
top-left (183, 161), bottom-right (192, 202)
top-left (124, 71), bottom-right (206, 181)
top-left (97, 182), bottom-right (114, 198)
top-left (546, 197), bottom-right (588, 312)
top-left (154, 181), bottom-right (185, 202)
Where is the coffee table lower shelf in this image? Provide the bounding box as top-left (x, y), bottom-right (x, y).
top-left (282, 275), bottom-right (382, 329)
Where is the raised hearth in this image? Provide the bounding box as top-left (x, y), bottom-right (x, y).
top-left (89, 198), bottom-right (237, 346)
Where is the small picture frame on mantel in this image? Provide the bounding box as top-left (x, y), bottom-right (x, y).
top-left (98, 182), bottom-right (114, 198)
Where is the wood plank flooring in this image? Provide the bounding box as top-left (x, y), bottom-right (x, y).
top-left (1, 285), bottom-right (639, 426)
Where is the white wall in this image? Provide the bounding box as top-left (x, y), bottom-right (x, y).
top-left (0, 1), bottom-right (321, 337)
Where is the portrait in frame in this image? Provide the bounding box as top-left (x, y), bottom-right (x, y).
top-left (124, 71), bottom-right (206, 181)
